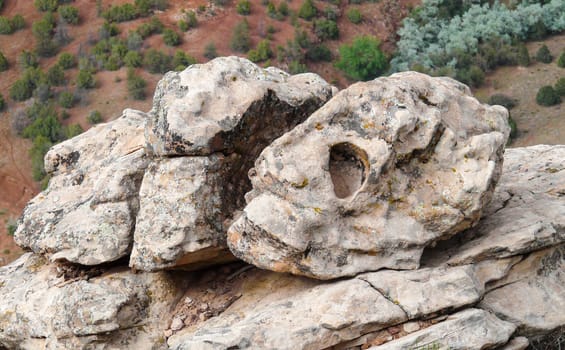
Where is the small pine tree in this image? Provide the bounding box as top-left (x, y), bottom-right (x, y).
top-left (298, 0), bottom-right (317, 20)
top-left (230, 20), bottom-right (251, 53)
top-left (163, 28), bottom-right (181, 46)
top-left (0, 51), bottom-right (8, 71)
top-left (236, 0), bottom-right (251, 15)
top-left (77, 69), bottom-right (95, 89)
top-left (535, 45), bottom-right (552, 63)
top-left (204, 42), bottom-right (218, 60)
top-left (516, 44), bottom-right (530, 67)
top-left (0, 93), bottom-right (5, 111)
top-left (126, 68), bottom-right (146, 100)
top-left (536, 85), bottom-right (561, 106)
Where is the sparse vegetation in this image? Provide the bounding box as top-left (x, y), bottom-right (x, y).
top-left (127, 69), bottom-right (147, 100)
top-left (172, 50), bottom-right (196, 71)
top-left (77, 69), bottom-right (95, 89)
top-left (536, 45), bottom-right (553, 63)
top-left (143, 49), bottom-right (173, 73)
top-left (163, 28), bottom-right (181, 46)
top-left (554, 78), bottom-right (565, 97)
top-left (336, 35), bottom-right (388, 81)
top-left (230, 19), bottom-right (251, 53)
top-left (0, 93), bottom-right (5, 111)
top-left (488, 94), bottom-right (517, 110)
top-left (298, 0), bottom-right (317, 20)
top-left (346, 8), bottom-right (362, 24)
top-left (57, 52), bottom-right (76, 69)
top-left (58, 91), bottom-right (75, 108)
top-left (536, 85), bottom-right (561, 106)
top-left (557, 50), bottom-right (565, 68)
top-left (87, 110), bottom-right (103, 124)
top-left (248, 40), bottom-right (273, 63)
top-left (204, 42), bottom-right (218, 60)
top-left (237, 0), bottom-right (251, 15)
top-left (59, 5), bottom-right (80, 25)
top-left (0, 51), bottom-right (8, 72)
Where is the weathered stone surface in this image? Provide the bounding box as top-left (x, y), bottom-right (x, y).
top-left (146, 56), bottom-right (334, 156)
top-left (168, 268), bottom-right (407, 350)
top-left (498, 337), bottom-right (529, 350)
top-left (443, 145), bottom-right (565, 265)
top-left (359, 265), bottom-right (483, 319)
top-left (14, 110), bottom-right (147, 265)
top-left (132, 56), bottom-right (334, 270)
top-left (130, 155), bottom-right (238, 271)
top-left (480, 244), bottom-right (565, 336)
top-left (0, 253), bottom-right (183, 349)
top-left (228, 71), bottom-right (510, 279)
top-left (369, 309), bottom-right (516, 350)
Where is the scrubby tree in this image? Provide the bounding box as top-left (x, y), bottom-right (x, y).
top-left (76, 69), bottom-right (95, 89)
top-left (172, 50), bottom-right (196, 70)
top-left (536, 85), bottom-right (561, 106)
top-left (535, 45), bottom-right (552, 63)
top-left (0, 93), bottom-right (5, 111)
top-left (58, 90), bottom-right (75, 108)
top-left (346, 8), bottom-right (362, 24)
top-left (127, 31), bottom-right (144, 51)
top-left (248, 39), bottom-right (272, 62)
top-left (124, 50), bottom-right (143, 67)
top-left (516, 43), bottom-right (530, 67)
top-left (237, 0), bottom-right (251, 15)
top-left (19, 50), bottom-right (39, 69)
top-left (163, 28), bottom-right (181, 46)
top-left (204, 42), bottom-right (218, 59)
top-left (58, 52), bottom-right (76, 69)
top-left (34, 0), bottom-right (58, 12)
top-left (87, 110), bottom-right (103, 124)
top-left (336, 35), bottom-right (388, 81)
top-left (298, 0), bottom-right (317, 20)
top-left (313, 19), bottom-right (339, 41)
top-left (46, 64), bottom-right (65, 86)
top-left (127, 68), bottom-right (147, 100)
top-left (11, 15), bottom-right (25, 31)
top-left (488, 94), bottom-right (517, 110)
top-left (0, 16), bottom-right (13, 34)
top-left (10, 79), bottom-right (34, 101)
top-left (143, 48), bottom-right (173, 73)
top-left (59, 5), bottom-right (80, 25)
top-left (230, 19), bottom-right (251, 52)
top-left (306, 44), bottom-right (332, 62)
top-left (0, 51), bottom-right (8, 71)
top-left (32, 14), bottom-right (58, 56)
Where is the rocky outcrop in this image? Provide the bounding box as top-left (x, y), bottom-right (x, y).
top-left (14, 109), bottom-right (147, 265)
top-left (131, 57), bottom-right (334, 271)
top-left (228, 72), bottom-right (510, 279)
top-left (2, 60), bottom-right (564, 350)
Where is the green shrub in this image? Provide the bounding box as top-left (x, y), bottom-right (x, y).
top-left (204, 42), bottom-right (218, 59)
top-left (0, 93), bottom-right (5, 111)
top-left (64, 124), bottom-right (83, 138)
top-left (536, 85), bottom-right (561, 106)
top-left (230, 19), bottom-right (251, 53)
top-left (10, 15), bottom-right (25, 32)
top-left (19, 50), bottom-right (39, 69)
top-left (77, 69), bottom-right (95, 89)
top-left (0, 16), bottom-right (13, 34)
top-left (100, 21), bottom-right (120, 39)
top-left (237, 0), bottom-right (251, 15)
top-left (143, 48), bottom-right (173, 73)
top-left (137, 17), bottom-right (163, 38)
top-left (87, 110), bottom-right (103, 124)
top-left (185, 11), bottom-right (197, 28)
top-left (124, 50), bottom-right (143, 67)
top-left (313, 19), bottom-right (339, 41)
top-left (59, 5), bottom-right (80, 25)
top-left (536, 45), bottom-right (552, 63)
top-left (336, 35), bottom-right (388, 81)
top-left (298, 0), bottom-right (317, 20)
top-left (127, 31), bottom-right (144, 50)
top-left (163, 28), bottom-right (181, 46)
top-left (34, 0), bottom-right (58, 12)
top-left (488, 94), bottom-right (517, 110)
top-left (127, 69), bottom-right (147, 100)
top-left (554, 78), bottom-right (565, 96)
top-left (0, 51), bottom-right (8, 71)
top-left (58, 91), bottom-right (75, 108)
top-left (30, 135), bottom-right (52, 181)
top-left (346, 8), bottom-right (362, 24)
top-left (102, 4), bottom-right (139, 22)
top-left (305, 44), bottom-right (332, 62)
top-left (278, 2), bottom-right (289, 17)
top-left (58, 52), bottom-right (76, 69)
top-left (288, 60), bottom-right (307, 74)
top-left (32, 14), bottom-right (58, 57)
top-left (172, 50), bottom-right (196, 71)
top-left (46, 64), bottom-right (65, 86)
top-left (10, 79), bottom-right (34, 101)
top-left (557, 51), bottom-right (565, 68)
top-left (248, 39), bottom-right (272, 62)
top-left (266, 2), bottom-right (277, 18)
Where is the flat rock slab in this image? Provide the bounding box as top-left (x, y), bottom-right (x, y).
top-left (228, 71), bottom-right (510, 279)
top-left (0, 253), bottom-right (182, 350)
top-left (369, 309), bottom-right (516, 350)
top-left (480, 244), bottom-right (565, 335)
top-left (14, 110), bottom-right (148, 265)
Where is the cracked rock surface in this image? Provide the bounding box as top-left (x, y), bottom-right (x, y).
top-left (228, 72), bottom-right (510, 279)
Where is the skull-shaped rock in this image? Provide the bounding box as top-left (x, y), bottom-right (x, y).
top-left (228, 72), bottom-right (510, 279)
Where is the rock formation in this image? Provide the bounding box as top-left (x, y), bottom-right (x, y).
top-left (1, 58), bottom-right (563, 349)
top-left (228, 72), bottom-right (510, 279)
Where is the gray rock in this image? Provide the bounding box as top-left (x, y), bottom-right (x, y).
top-left (132, 56), bottom-right (334, 270)
top-left (498, 337), bottom-right (529, 350)
top-left (228, 72), bottom-right (510, 279)
top-left (14, 110), bottom-right (148, 265)
top-left (480, 244), bottom-right (565, 336)
top-left (444, 145), bottom-right (565, 265)
top-left (369, 309), bottom-right (516, 350)
top-left (0, 253), bottom-right (182, 349)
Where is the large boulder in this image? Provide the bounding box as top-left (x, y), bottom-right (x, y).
top-left (14, 109), bottom-right (147, 265)
top-left (131, 57), bottom-right (334, 270)
top-left (228, 72), bottom-right (510, 279)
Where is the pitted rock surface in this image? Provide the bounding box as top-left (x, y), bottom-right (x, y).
top-left (228, 72), bottom-right (510, 279)
top-left (14, 109), bottom-right (147, 265)
top-left (131, 57), bottom-right (334, 270)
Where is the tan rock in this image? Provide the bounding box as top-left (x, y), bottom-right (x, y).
top-left (229, 72), bottom-right (510, 279)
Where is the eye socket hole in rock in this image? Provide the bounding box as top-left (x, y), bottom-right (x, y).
top-left (329, 142), bottom-right (369, 199)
